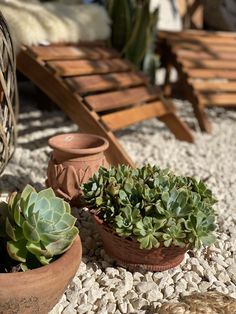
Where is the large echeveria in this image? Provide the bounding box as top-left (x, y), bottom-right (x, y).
top-left (0, 185), bottom-right (78, 268)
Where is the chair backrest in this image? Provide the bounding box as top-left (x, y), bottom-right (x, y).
top-left (177, 0), bottom-right (204, 29)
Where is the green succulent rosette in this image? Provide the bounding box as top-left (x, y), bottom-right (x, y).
top-left (0, 185), bottom-right (78, 269)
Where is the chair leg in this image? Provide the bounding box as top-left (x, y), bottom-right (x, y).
top-left (185, 84), bottom-right (212, 133)
top-left (159, 111), bottom-right (194, 143)
top-left (192, 101), bottom-right (212, 133)
top-left (163, 63), bottom-right (172, 97)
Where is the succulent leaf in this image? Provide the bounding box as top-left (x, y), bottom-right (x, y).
top-left (7, 239), bottom-right (28, 262)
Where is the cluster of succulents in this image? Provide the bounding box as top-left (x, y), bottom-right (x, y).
top-left (81, 165), bottom-right (217, 250)
top-left (0, 185), bottom-right (78, 270)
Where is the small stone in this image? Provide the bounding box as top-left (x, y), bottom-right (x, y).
top-left (62, 304), bottom-right (76, 314)
top-left (118, 301), bottom-right (128, 313)
top-left (153, 272), bottom-right (165, 283)
top-left (77, 291), bottom-right (88, 305)
top-left (205, 272), bottom-right (218, 284)
top-left (229, 292), bottom-right (236, 299)
top-left (76, 304), bottom-right (92, 314)
top-left (49, 302), bottom-right (64, 314)
top-left (96, 298), bottom-right (108, 309)
top-left (173, 272), bottom-right (184, 282)
top-left (145, 289), bottom-right (163, 302)
top-left (227, 264), bottom-right (236, 284)
top-left (82, 276), bottom-right (95, 289)
top-left (65, 289), bottom-right (79, 307)
top-left (133, 272), bottom-right (144, 282)
top-left (131, 298), bottom-right (149, 310)
top-left (144, 272), bottom-right (154, 282)
top-left (71, 277), bottom-right (82, 290)
top-left (136, 282), bottom-right (158, 294)
top-left (217, 271), bottom-right (231, 283)
top-left (163, 285), bottom-right (175, 298)
top-left (114, 288), bottom-right (127, 300)
top-left (105, 267), bottom-right (119, 278)
top-left (87, 287), bottom-right (103, 304)
top-left (199, 281), bottom-right (212, 292)
top-left (191, 264), bottom-right (204, 277)
top-left (106, 302), bottom-right (116, 313)
top-left (127, 301), bottom-right (135, 313)
top-left (124, 271), bottom-right (134, 291)
top-left (125, 291), bottom-right (138, 299)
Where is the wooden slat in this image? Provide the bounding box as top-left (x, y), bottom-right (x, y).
top-left (175, 49), bottom-right (236, 61)
top-left (48, 58), bottom-right (132, 76)
top-left (199, 93), bottom-right (236, 106)
top-left (101, 101), bottom-right (167, 131)
top-left (66, 72), bottom-right (146, 94)
top-left (28, 45), bottom-right (119, 61)
top-left (28, 46), bottom-right (97, 60)
top-left (172, 41), bottom-right (236, 53)
top-left (90, 46), bottom-right (120, 58)
top-left (160, 31), bottom-right (236, 44)
top-left (185, 69), bottom-right (236, 80)
top-left (85, 86), bottom-right (158, 112)
top-left (190, 80), bottom-right (236, 92)
top-left (182, 59), bottom-right (236, 70)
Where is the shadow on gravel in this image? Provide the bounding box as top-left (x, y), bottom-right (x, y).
top-left (0, 174), bottom-right (44, 193)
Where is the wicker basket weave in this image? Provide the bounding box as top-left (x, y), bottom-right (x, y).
top-left (0, 12), bottom-right (18, 174)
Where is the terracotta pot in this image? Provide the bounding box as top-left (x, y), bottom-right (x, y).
top-left (92, 215), bottom-right (187, 271)
top-left (0, 235), bottom-right (82, 314)
top-left (46, 133), bottom-right (109, 206)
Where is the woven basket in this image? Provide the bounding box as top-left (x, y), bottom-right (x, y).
top-left (92, 214), bottom-right (187, 271)
top-left (0, 12), bottom-right (18, 174)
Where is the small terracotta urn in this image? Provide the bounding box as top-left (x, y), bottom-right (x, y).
top-left (46, 133), bottom-right (109, 206)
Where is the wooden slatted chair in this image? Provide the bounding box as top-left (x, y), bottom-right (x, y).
top-left (157, 0), bottom-right (236, 132)
top-left (16, 43), bottom-right (193, 166)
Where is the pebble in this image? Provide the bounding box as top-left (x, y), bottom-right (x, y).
top-left (136, 282), bottom-right (158, 294)
top-left (227, 264), bottom-right (236, 284)
top-left (163, 286), bottom-right (175, 298)
top-left (131, 298), bottom-right (149, 310)
top-left (145, 289), bottom-right (163, 302)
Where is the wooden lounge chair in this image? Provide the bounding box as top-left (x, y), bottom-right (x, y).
top-left (16, 43), bottom-right (193, 166)
top-left (157, 0), bottom-right (236, 132)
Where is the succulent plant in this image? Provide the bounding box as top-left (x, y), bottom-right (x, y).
top-left (81, 165), bottom-right (217, 250)
top-left (0, 185), bottom-right (78, 270)
top-left (106, 0), bottom-right (159, 83)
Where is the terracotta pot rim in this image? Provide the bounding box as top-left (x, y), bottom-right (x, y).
top-left (48, 133), bottom-right (109, 155)
top-left (0, 235), bottom-right (81, 278)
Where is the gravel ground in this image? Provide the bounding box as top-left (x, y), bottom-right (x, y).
top-left (1, 83), bottom-right (236, 313)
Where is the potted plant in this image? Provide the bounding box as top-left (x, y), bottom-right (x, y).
top-left (0, 184), bottom-right (82, 314)
top-left (81, 164), bottom-right (217, 271)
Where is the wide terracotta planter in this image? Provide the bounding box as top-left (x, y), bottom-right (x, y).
top-left (92, 215), bottom-right (187, 271)
top-left (46, 133), bottom-right (109, 206)
top-left (0, 235), bottom-right (82, 314)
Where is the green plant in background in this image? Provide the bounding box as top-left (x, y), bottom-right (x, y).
top-left (81, 165), bottom-right (217, 250)
top-left (106, 0), bottom-right (159, 83)
top-left (0, 185), bottom-right (78, 270)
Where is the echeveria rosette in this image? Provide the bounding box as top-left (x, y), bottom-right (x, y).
top-left (0, 185), bottom-right (78, 269)
top-left (81, 165), bottom-right (217, 250)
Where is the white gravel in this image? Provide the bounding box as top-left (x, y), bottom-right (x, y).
top-left (1, 83), bottom-right (236, 313)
